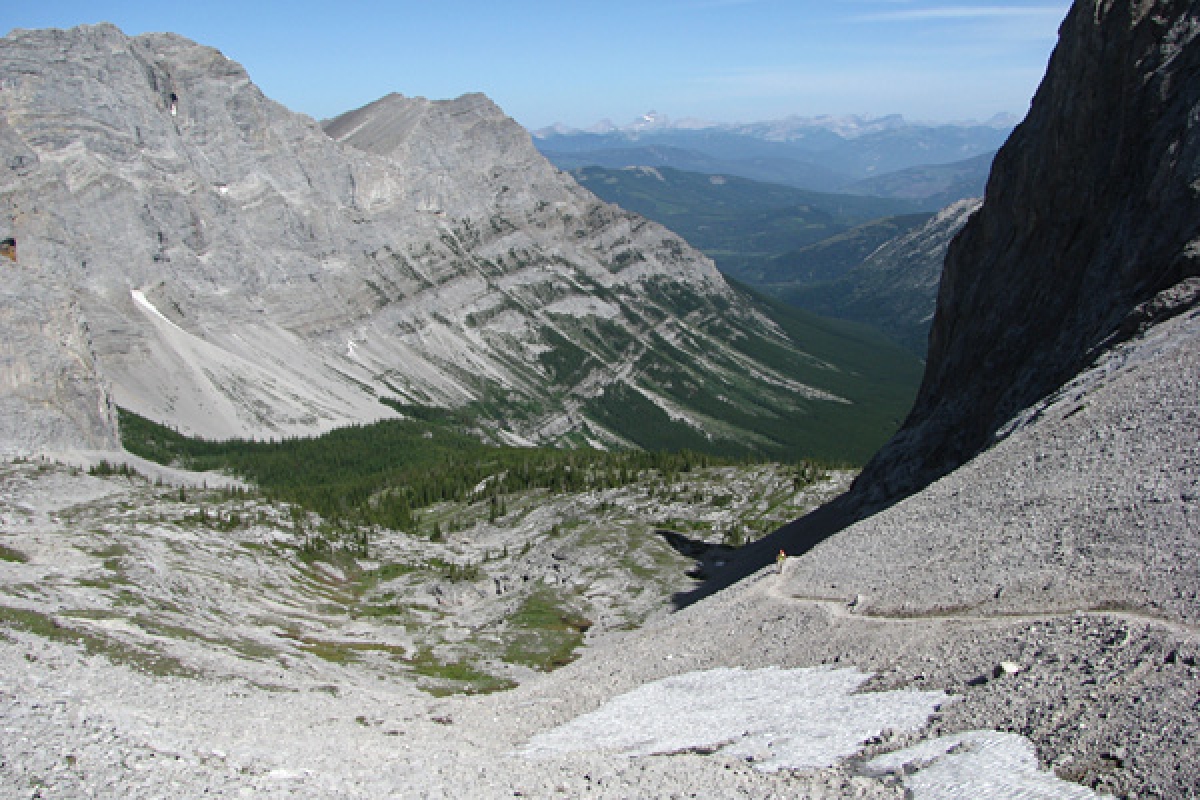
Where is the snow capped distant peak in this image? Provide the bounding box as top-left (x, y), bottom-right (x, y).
top-left (627, 110), bottom-right (672, 131)
top-left (737, 113), bottom-right (910, 141)
top-left (530, 110), bottom-right (1018, 140)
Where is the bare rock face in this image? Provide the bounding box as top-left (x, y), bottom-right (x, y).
top-left (0, 24), bottom-right (854, 454)
top-left (0, 269), bottom-right (118, 456)
top-left (857, 0), bottom-right (1200, 503)
top-left (0, 24), bottom-right (397, 446)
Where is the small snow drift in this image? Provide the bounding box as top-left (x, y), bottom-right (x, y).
top-left (866, 731), bottom-right (1111, 799)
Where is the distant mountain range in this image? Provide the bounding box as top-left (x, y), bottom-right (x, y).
top-left (536, 110), bottom-right (1017, 141)
top-left (534, 112), bottom-right (1011, 203)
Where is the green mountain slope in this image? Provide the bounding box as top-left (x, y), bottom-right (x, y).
top-left (572, 166), bottom-right (919, 279)
top-left (780, 199), bottom-right (981, 355)
top-left (748, 212), bottom-right (934, 286)
top-left (843, 152), bottom-right (995, 209)
top-left (716, 280), bottom-right (924, 461)
top-left (447, 273), bottom-right (925, 465)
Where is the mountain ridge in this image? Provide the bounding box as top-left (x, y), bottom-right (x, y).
top-left (0, 23), bottom-right (921, 461)
top-left (534, 114), bottom-right (1013, 193)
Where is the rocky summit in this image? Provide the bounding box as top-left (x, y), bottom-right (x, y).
top-left (0, 23), bottom-right (912, 459)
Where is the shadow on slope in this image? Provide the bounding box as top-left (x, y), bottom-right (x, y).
top-left (670, 492), bottom-right (868, 609)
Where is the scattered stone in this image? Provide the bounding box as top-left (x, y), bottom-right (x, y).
top-left (994, 662), bottom-right (1023, 679)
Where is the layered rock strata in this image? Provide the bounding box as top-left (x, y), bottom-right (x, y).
top-left (0, 24), bottom-right (850, 455)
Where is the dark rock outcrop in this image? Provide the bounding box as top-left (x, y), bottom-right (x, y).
top-left (856, 0), bottom-right (1200, 504)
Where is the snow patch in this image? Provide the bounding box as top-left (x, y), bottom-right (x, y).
top-left (522, 666), bottom-right (945, 772)
top-left (131, 289), bottom-right (182, 332)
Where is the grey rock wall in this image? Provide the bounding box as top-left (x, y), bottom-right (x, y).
top-left (856, 0), bottom-right (1200, 504)
top-left (0, 269), bottom-right (118, 456)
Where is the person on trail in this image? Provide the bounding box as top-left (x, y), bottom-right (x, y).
top-left (776, 549), bottom-right (787, 574)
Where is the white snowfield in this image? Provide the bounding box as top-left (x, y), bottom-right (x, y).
top-left (522, 665), bottom-right (945, 770)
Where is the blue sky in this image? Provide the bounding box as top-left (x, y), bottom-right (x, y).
top-left (4, 1), bottom-right (1071, 128)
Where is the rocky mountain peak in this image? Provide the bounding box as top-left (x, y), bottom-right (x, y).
top-left (854, 0), bottom-right (1200, 504)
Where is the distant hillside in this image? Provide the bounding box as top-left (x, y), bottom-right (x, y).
top-left (843, 152), bottom-right (996, 210)
top-left (572, 166), bottom-right (918, 279)
top-left (546, 146), bottom-right (850, 192)
top-left (781, 200), bottom-right (981, 355)
top-left (749, 212), bottom-right (935, 287)
top-left (536, 115), bottom-right (1012, 192)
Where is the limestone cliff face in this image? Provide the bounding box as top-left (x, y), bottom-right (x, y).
top-left (856, 0), bottom-right (1200, 503)
top-left (0, 269), bottom-right (118, 456)
top-left (0, 24), bottom-right (851, 454)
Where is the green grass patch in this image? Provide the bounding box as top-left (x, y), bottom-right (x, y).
top-left (0, 604), bottom-right (197, 677)
top-left (373, 562), bottom-right (420, 582)
top-left (354, 602), bottom-right (413, 621)
top-left (501, 589), bottom-right (592, 671)
top-left (410, 648), bottom-right (517, 696)
top-left (128, 614), bottom-right (282, 662)
top-left (0, 544), bottom-right (28, 563)
top-left (280, 631), bottom-right (407, 665)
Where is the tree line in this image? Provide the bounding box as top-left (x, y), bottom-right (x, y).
top-left (116, 407), bottom-right (801, 535)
